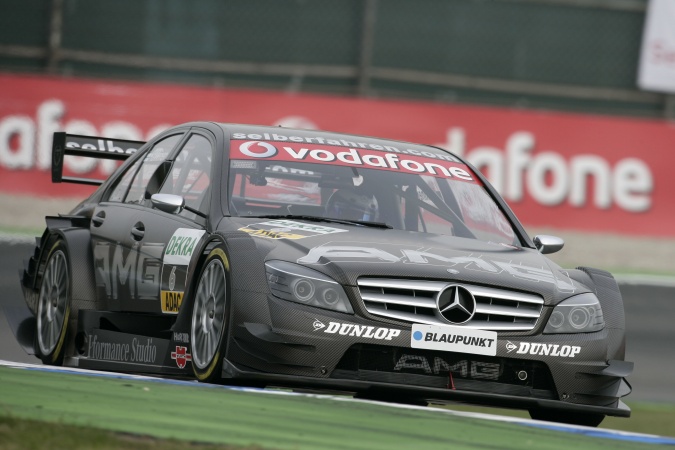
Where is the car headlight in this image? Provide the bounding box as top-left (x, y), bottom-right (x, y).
top-left (544, 293), bottom-right (605, 334)
top-left (265, 260), bottom-right (354, 314)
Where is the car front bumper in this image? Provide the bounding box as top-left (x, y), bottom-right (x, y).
top-left (226, 293), bottom-right (632, 417)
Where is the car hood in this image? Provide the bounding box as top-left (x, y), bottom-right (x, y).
top-left (227, 218), bottom-right (588, 305)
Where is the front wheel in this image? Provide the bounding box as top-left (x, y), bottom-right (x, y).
top-left (36, 241), bottom-right (71, 365)
top-left (528, 409), bottom-right (605, 427)
top-left (191, 247), bottom-right (230, 383)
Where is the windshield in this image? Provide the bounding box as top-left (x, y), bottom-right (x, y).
top-left (227, 138), bottom-right (519, 245)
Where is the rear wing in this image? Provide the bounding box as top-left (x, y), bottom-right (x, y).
top-left (51, 132), bottom-right (146, 186)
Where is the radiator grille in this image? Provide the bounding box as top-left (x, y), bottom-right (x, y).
top-left (358, 278), bottom-right (544, 331)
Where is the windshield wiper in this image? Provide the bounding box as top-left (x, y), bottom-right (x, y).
top-left (246, 214), bottom-right (393, 229)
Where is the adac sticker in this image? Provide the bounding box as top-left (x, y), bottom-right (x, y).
top-left (239, 220), bottom-right (347, 240)
top-left (164, 228), bottom-right (206, 265)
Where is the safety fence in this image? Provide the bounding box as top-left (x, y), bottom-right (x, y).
top-left (1, 0), bottom-right (672, 118)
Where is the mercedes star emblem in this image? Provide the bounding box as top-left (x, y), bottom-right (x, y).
top-left (436, 284), bottom-right (476, 324)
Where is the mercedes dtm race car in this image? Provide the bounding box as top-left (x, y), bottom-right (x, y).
top-left (13, 122), bottom-right (632, 427)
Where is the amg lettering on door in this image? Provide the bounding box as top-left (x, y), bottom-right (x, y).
top-left (94, 242), bottom-right (163, 301)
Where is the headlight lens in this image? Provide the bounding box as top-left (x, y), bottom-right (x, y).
top-left (544, 293), bottom-right (604, 334)
top-left (265, 260), bottom-right (354, 314)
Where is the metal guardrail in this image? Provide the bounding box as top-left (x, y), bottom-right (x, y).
top-left (0, 43), bottom-right (663, 106)
top-left (0, 0), bottom-right (671, 118)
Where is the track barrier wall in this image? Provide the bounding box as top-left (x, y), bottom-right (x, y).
top-left (1, 73), bottom-right (674, 237)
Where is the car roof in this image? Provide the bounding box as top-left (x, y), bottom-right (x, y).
top-left (211, 122), bottom-right (460, 162)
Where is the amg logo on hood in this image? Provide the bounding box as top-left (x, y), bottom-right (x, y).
top-left (298, 245), bottom-right (576, 292)
top-left (314, 320), bottom-right (401, 340)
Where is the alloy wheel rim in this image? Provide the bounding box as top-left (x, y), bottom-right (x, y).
top-left (37, 250), bottom-right (69, 356)
top-left (191, 259), bottom-right (226, 370)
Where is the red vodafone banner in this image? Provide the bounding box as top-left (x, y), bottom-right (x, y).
top-left (1, 72), bottom-right (674, 236)
top-left (230, 139), bottom-right (479, 183)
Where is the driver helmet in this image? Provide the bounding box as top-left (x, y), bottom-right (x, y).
top-left (326, 188), bottom-right (379, 221)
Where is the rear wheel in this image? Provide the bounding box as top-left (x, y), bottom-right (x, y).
top-left (528, 409), bottom-right (605, 427)
top-left (191, 247), bottom-right (229, 383)
top-left (36, 241), bottom-right (71, 365)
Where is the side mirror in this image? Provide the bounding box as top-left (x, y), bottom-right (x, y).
top-left (533, 235), bottom-right (564, 254)
top-left (151, 193), bottom-right (185, 214)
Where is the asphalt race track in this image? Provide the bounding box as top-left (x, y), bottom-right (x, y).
top-left (1, 238), bottom-right (673, 403)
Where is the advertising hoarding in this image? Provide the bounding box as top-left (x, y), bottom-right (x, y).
top-left (1, 73), bottom-right (673, 236)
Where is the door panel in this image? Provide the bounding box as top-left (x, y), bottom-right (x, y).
top-left (133, 209), bottom-right (204, 314)
top-left (91, 203), bottom-right (203, 313)
top-left (90, 129), bottom-right (213, 314)
top-left (91, 203), bottom-right (141, 311)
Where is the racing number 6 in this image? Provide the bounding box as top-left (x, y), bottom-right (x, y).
top-left (190, 246), bottom-right (230, 382)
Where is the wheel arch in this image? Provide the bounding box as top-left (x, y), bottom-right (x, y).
top-left (567, 266), bottom-right (626, 360)
top-left (171, 230), bottom-right (265, 342)
top-left (172, 232), bottom-right (228, 332)
top-left (24, 224), bottom-right (98, 314)
top-left (27, 227), bottom-right (97, 363)
top-left (46, 228), bottom-right (99, 313)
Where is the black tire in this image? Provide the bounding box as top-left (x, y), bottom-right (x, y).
top-left (36, 241), bottom-right (71, 365)
top-left (528, 409), bottom-right (605, 427)
top-left (190, 246), bottom-right (230, 383)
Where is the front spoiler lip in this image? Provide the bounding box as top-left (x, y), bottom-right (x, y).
top-left (222, 359), bottom-right (631, 418)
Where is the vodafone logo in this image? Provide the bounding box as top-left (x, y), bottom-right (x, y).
top-left (437, 128), bottom-right (654, 213)
top-left (233, 140), bottom-right (478, 183)
top-left (0, 99), bottom-right (168, 174)
top-left (239, 141), bottom-right (278, 158)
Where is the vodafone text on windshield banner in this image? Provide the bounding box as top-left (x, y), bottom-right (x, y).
top-left (230, 139), bottom-right (480, 183)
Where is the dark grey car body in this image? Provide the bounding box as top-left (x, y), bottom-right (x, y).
top-left (14, 122), bottom-right (632, 426)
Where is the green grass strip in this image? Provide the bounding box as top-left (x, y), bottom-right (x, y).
top-left (0, 366), bottom-right (662, 450)
top-left (0, 415), bottom-right (259, 450)
top-left (439, 403), bottom-right (675, 438)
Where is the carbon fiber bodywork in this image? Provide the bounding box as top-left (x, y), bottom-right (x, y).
top-left (217, 223), bottom-right (631, 417)
top-left (15, 122), bottom-right (632, 424)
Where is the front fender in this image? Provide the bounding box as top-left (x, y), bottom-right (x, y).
top-left (568, 266), bottom-right (626, 360)
top-left (171, 230), bottom-right (266, 333)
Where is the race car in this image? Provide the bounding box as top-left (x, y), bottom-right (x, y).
top-left (13, 122), bottom-right (632, 426)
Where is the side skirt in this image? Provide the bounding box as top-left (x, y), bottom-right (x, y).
top-left (69, 310), bottom-right (194, 376)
